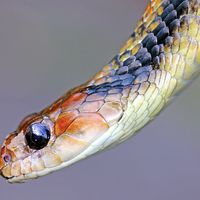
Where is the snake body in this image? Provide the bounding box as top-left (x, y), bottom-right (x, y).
top-left (0, 0), bottom-right (200, 183)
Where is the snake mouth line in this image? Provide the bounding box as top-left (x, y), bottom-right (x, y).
top-left (3, 124), bottom-right (117, 183)
top-left (0, 169), bottom-right (14, 182)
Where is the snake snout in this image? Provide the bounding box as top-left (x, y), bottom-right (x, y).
top-left (0, 132), bottom-right (19, 181)
top-left (0, 146), bottom-right (8, 180)
top-left (0, 154), bottom-right (4, 171)
top-left (0, 147), bottom-right (7, 178)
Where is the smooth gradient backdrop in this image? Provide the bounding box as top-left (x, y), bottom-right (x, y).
top-left (0, 0), bottom-right (200, 200)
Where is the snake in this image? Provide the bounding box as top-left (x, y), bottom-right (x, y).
top-left (0, 0), bottom-right (200, 183)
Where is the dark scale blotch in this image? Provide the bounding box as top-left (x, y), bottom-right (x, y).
top-left (141, 52), bottom-right (152, 65)
top-left (142, 33), bottom-right (154, 46)
top-left (151, 45), bottom-right (160, 57)
top-left (162, 0), bottom-right (171, 8)
top-left (176, 1), bottom-right (189, 17)
top-left (117, 66), bottom-right (129, 75)
top-left (153, 21), bottom-right (166, 36)
top-left (123, 56), bottom-right (136, 67)
top-left (135, 48), bottom-right (148, 61)
top-left (128, 60), bottom-right (142, 74)
top-left (169, 19), bottom-right (180, 33)
top-left (153, 56), bottom-right (160, 67)
top-left (161, 4), bottom-right (174, 19)
top-left (171, 0), bottom-right (186, 8)
top-left (164, 36), bottom-right (173, 46)
top-left (131, 31), bottom-right (136, 38)
top-left (180, 15), bottom-right (190, 30)
top-left (164, 10), bottom-right (177, 25)
top-left (156, 27), bottom-right (169, 44)
top-left (146, 34), bottom-right (158, 50)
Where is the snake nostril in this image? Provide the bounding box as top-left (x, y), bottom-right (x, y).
top-left (3, 154), bottom-right (11, 163)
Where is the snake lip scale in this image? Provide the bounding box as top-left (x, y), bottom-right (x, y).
top-left (0, 0), bottom-right (200, 183)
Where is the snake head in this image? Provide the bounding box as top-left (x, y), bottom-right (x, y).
top-left (0, 90), bottom-right (111, 183)
top-left (0, 112), bottom-right (57, 183)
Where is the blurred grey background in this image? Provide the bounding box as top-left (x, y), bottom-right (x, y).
top-left (0, 0), bottom-right (200, 199)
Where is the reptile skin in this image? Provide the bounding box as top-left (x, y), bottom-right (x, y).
top-left (0, 0), bottom-right (200, 183)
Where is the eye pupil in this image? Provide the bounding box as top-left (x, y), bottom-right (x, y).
top-left (25, 123), bottom-right (51, 150)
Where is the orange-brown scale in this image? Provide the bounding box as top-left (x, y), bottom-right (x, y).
top-left (61, 93), bottom-right (87, 110)
top-left (66, 113), bottom-right (109, 143)
top-left (55, 110), bottom-right (79, 136)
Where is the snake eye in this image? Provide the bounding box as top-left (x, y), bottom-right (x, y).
top-left (25, 123), bottom-right (51, 150)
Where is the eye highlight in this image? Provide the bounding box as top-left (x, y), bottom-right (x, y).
top-left (25, 123), bottom-right (51, 150)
